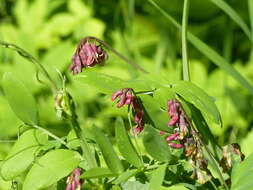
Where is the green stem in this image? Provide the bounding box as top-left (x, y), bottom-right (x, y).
top-left (127, 110), bottom-right (144, 164)
top-left (70, 117), bottom-right (97, 169)
top-left (32, 125), bottom-right (67, 146)
top-left (182, 0), bottom-right (190, 81)
top-left (0, 41), bottom-right (58, 92)
top-left (248, 0), bottom-right (253, 61)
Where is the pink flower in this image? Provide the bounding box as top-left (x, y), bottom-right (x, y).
top-left (70, 40), bottom-right (108, 75)
top-left (166, 133), bottom-right (179, 142)
top-left (168, 142), bottom-right (184, 149)
top-left (112, 88), bottom-right (145, 134)
top-left (66, 168), bottom-right (81, 190)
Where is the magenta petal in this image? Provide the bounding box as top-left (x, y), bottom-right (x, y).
top-left (168, 115), bottom-right (179, 126)
top-left (166, 133), bottom-right (179, 142)
top-left (168, 142), bottom-right (184, 149)
top-left (117, 94), bottom-right (126, 108)
top-left (66, 183), bottom-right (72, 190)
top-left (111, 90), bottom-right (123, 101)
top-left (160, 131), bottom-right (166, 135)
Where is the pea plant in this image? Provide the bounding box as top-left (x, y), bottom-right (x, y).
top-left (0, 0), bottom-right (253, 190)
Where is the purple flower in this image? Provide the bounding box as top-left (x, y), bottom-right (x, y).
top-left (166, 133), bottom-right (179, 142)
top-left (70, 40), bottom-right (108, 75)
top-left (111, 88), bottom-right (134, 108)
top-left (66, 168), bottom-right (81, 190)
top-left (112, 88), bottom-right (145, 134)
top-left (168, 142), bottom-right (184, 149)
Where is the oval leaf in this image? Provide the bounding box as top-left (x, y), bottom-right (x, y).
top-left (139, 94), bottom-right (172, 133)
top-left (0, 129), bottom-right (48, 180)
top-left (92, 126), bottom-right (124, 174)
top-left (143, 125), bottom-right (171, 162)
top-left (115, 117), bottom-right (143, 168)
top-left (22, 149), bottom-right (81, 190)
top-left (172, 81), bottom-right (221, 125)
top-left (80, 167), bottom-right (116, 179)
top-left (231, 153), bottom-right (253, 190)
top-left (75, 71), bottom-right (126, 94)
top-left (113, 169), bottom-right (139, 185)
top-left (2, 72), bottom-right (38, 125)
top-left (150, 164), bottom-right (167, 190)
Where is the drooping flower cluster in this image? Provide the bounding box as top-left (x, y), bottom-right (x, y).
top-left (161, 99), bottom-right (212, 184)
top-left (70, 39), bottom-right (108, 74)
top-left (111, 88), bottom-right (144, 134)
top-left (165, 99), bottom-right (189, 148)
top-left (66, 168), bottom-right (81, 190)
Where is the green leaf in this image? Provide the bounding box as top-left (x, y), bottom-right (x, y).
top-left (160, 184), bottom-right (188, 190)
top-left (75, 71), bottom-right (126, 94)
top-left (2, 72), bottom-right (38, 125)
top-left (150, 164), bottom-right (167, 190)
top-left (121, 181), bottom-right (149, 190)
top-left (92, 126), bottom-right (124, 174)
top-left (113, 169), bottom-right (139, 185)
top-left (115, 117), bottom-right (143, 168)
top-left (140, 94), bottom-right (172, 133)
top-left (22, 149), bottom-right (81, 190)
top-left (148, 0), bottom-right (253, 96)
top-left (0, 129), bottom-right (48, 180)
top-left (80, 167), bottom-right (116, 179)
top-left (153, 87), bottom-right (175, 109)
top-left (143, 125), bottom-right (171, 162)
top-left (209, 0), bottom-right (251, 41)
top-left (172, 81), bottom-right (221, 125)
top-left (231, 153), bottom-right (253, 190)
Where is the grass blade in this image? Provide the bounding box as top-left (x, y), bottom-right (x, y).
top-left (209, 0), bottom-right (251, 41)
top-left (148, 0), bottom-right (253, 96)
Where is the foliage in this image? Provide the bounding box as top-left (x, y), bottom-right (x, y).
top-left (0, 0), bottom-right (253, 189)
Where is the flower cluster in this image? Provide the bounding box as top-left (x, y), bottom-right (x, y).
top-left (165, 99), bottom-right (189, 149)
top-left (111, 88), bottom-right (144, 134)
top-left (70, 39), bottom-right (108, 75)
top-left (161, 99), bottom-right (212, 184)
top-left (66, 168), bottom-right (81, 190)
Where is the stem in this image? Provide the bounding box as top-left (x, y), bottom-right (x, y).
top-left (127, 110), bottom-right (144, 164)
top-left (83, 36), bottom-right (148, 74)
top-left (182, 0), bottom-right (190, 81)
top-left (32, 125), bottom-right (67, 146)
top-left (248, 0), bottom-right (253, 61)
top-left (70, 117), bottom-right (97, 169)
top-left (0, 41), bottom-right (58, 92)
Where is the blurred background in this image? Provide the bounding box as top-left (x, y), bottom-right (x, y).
top-left (0, 0), bottom-right (253, 188)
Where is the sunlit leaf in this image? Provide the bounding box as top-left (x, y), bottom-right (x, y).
top-left (2, 72), bottom-right (38, 125)
top-left (115, 117), bottom-right (143, 168)
top-left (0, 129), bottom-right (48, 180)
top-left (22, 149), bottom-right (80, 190)
top-left (93, 126), bottom-right (124, 174)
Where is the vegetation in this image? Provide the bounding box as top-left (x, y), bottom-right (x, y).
top-left (0, 0), bottom-right (253, 189)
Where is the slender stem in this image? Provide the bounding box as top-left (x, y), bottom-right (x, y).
top-left (127, 110), bottom-right (144, 164)
top-left (182, 0), bottom-right (190, 81)
top-left (210, 180), bottom-right (219, 190)
top-left (0, 41), bottom-right (58, 92)
top-left (83, 36), bottom-right (148, 74)
top-left (32, 125), bottom-right (67, 146)
top-left (70, 117), bottom-right (97, 169)
top-left (248, 0), bottom-right (253, 61)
